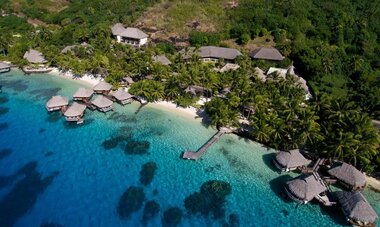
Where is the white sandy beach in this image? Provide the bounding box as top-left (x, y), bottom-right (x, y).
top-left (50, 68), bottom-right (101, 86)
top-left (366, 175), bottom-right (380, 191)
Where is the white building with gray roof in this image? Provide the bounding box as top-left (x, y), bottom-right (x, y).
top-left (111, 23), bottom-right (148, 47)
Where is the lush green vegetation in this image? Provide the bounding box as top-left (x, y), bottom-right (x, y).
top-left (0, 0), bottom-right (378, 172)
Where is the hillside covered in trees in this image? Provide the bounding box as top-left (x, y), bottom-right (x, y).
top-left (0, 0), bottom-right (379, 172)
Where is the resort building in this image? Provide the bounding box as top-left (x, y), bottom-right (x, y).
top-left (335, 191), bottom-right (378, 227)
top-left (153, 55), bottom-right (171, 65)
top-left (73, 87), bottom-right (94, 101)
top-left (93, 81), bottom-right (112, 94)
top-left (111, 23), bottom-right (148, 47)
top-left (23, 49), bottom-right (47, 64)
top-left (64, 102), bottom-right (86, 123)
top-left (181, 46), bottom-right (242, 63)
top-left (46, 96), bottom-right (69, 112)
top-left (327, 162), bottom-right (366, 191)
top-left (250, 47), bottom-right (284, 61)
top-left (0, 61), bottom-right (11, 73)
top-left (285, 173), bottom-right (327, 204)
top-left (91, 95), bottom-right (113, 112)
top-left (110, 89), bottom-right (133, 105)
top-left (219, 63), bottom-right (240, 73)
top-left (184, 85), bottom-right (209, 96)
top-left (273, 149), bottom-right (312, 172)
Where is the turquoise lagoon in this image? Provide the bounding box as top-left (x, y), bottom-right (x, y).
top-left (0, 70), bottom-right (378, 227)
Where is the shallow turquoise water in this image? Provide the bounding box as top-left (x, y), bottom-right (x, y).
top-left (0, 70), bottom-right (378, 227)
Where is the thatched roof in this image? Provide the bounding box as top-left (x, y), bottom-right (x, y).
top-left (199, 46), bottom-right (242, 60)
top-left (122, 76), bottom-right (134, 84)
top-left (267, 67), bottom-right (287, 79)
top-left (73, 87), bottom-right (93, 98)
top-left (61, 43), bottom-right (90, 54)
top-left (111, 23), bottom-right (148, 39)
top-left (46, 96), bottom-right (68, 108)
top-left (254, 67), bottom-right (266, 81)
top-left (274, 149), bottom-right (311, 170)
top-left (286, 174), bottom-right (327, 202)
top-left (153, 55), bottom-right (171, 65)
top-left (219, 63), bottom-right (240, 72)
top-left (111, 89), bottom-right (133, 101)
top-left (64, 102), bottom-right (86, 117)
top-left (251, 47), bottom-right (284, 61)
top-left (0, 61), bottom-right (10, 69)
top-left (93, 81), bottom-right (112, 92)
top-left (92, 96), bottom-right (113, 108)
top-left (336, 191), bottom-right (378, 224)
top-left (328, 162), bottom-right (366, 189)
top-left (23, 49), bottom-right (47, 64)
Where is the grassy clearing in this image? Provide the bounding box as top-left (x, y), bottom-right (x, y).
top-left (136, 0), bottom-right (230, 38)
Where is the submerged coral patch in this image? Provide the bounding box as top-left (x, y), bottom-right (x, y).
top-left (102, 135), bottom-right (127, 150)
top-left (162, 207), bottom-right (182, 227)
top-left (0, 79), bottom-right (29, 92)
top-left (139, 162), bottom-right (158, 186)
top-left (29, 88), bottom-right (61, 100)
top-left (40, 222), bottom-right (63, 227)
top-left (142, 200), bottom-right (160, 223)
top-left (0, 148), bottom-right (12, 160)
top-left (184, 180), bottom-right (232, 219)
top-left (117, 186), bottom-right (146, 218)
top-left (124, 140), bottom-right (150, 155)
top-left (0, 96), bottom-right (9, 104)
top-left (0, 107), bottom-right (9, 116)
top-left (0, 122), bottom-right (9, 131)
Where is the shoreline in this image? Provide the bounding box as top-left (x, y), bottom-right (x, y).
top-left (49, 68), bottom-right (101, 87)
top-left (366, 175), bottom-right (380, 192)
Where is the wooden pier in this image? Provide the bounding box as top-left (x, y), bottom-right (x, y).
top-left (182, 128), bottom-right (231, 160)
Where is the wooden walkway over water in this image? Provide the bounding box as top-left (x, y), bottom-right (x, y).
top-left (182, 128), bottom-right (231, 160)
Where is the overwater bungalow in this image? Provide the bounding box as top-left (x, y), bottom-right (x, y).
top-left (110, 89), bottom-right (133, 105)
top-left (273, 149), bottom-right (312, 172)
top-left (335, 191), bottom-right (378, 227)
top-left (46, 96), bottom-right (69, 112)
top-left (91, 95), bottom-right (113, 112)
top-left (153, 55), bottom-right (171, 65)
top-left (93, 81), bottom-right (112, 94)
top-left (64, 102), bottom-right (86, 124)
top-left (327, 162), bottom-right (366, 191)
top-left (285, 173), bottom-right (327, 204)
top-left (0, 61), bottom-right (11, 73)
top-left (250, 47), bottom-right (284, 61)
top-left (73, 87), bottom-right (94, 101)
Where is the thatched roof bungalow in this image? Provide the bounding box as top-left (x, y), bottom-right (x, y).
top-left (273, 149), bottom-right (312, 172)
top-left (250, 47), bottom-right (284, 61)
top-left (285, 174), bottom-right (327, 204)
top-left (254, 67), bottom-right (266, 81)
top-left (73, 87), bottom-right (94, 101)
top-left (46, 96), bottom-right (68, 112)
top-left (328, 162), bottom-right (366, 191)
top-left (0, 61), bottom-right (11, 73)
top-left (336, 191), bottom-right (378, 226)
top-left (23, 49), bottom-right (47, 64)
top-left (110, 89), bottom-right (133, 105)
top-left (64, 102), bottom-right (86, 123)
top-left (93, 81), bottom-right (112, 94)
top-left (153, 55), bottom-right (171, 65)
top-left (111, 23), bottom-right (148, 47)
top-left (91, 95), bottom-right (113, 112)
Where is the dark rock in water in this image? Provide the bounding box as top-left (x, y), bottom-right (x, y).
top-left (40, 222), bottom-right (63, 227)
top-left (0, 149), bottom-right (12, 160)
top-left (29, 88), bottom-right (61, 100)
top-left (162, 207), bottom-right (182, 227)
top-left (0, 96), bottom-right (9, 104)
top-left (139, 162), bottom-right (158, 186)
top-left (281, 209), bottom-right (289, 216)
top-left (142, 200), bottom-right (160, 223)
top-left (184, 180), bottom-right (232, 219)
top-left (44, 151), bottom-right (54, 157)
top-left (225, 214), bottom-right (240, 227)
top-left (0, 161), bottom-right (59, 227)
top-left (124, 140), bottom-right (150, 155)
top-left (39, 128), bottom-right (46, 134)
top-left (117, 186), bottom-right (146, 218)
top-left (0, 122), bottom-right (9, 131)
top-left (0, 107), bottom-right (9, 116)
top-left (102, 136), bottom-right (127, 150)
top-left (153, 189), bottom-right (159, 196)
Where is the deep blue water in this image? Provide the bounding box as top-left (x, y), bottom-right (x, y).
top-left (0, 70), bottom-right (379, 227)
